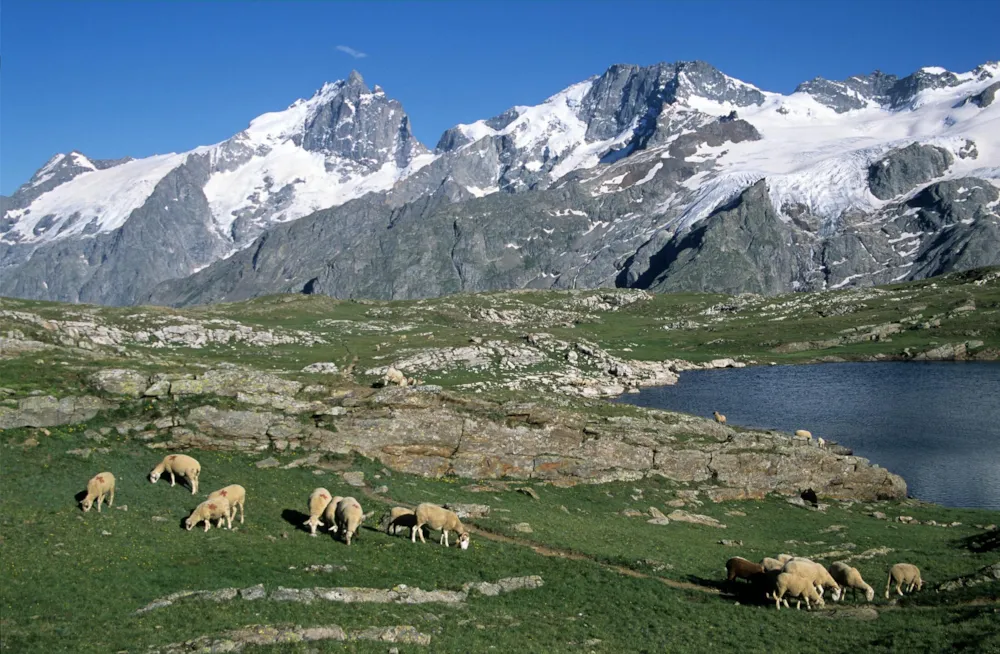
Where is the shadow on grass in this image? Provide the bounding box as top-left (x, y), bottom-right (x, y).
top-left (281, 508), bottom-right (314, 534)
top-left (954, 530), bottom-right (999, 553)
top-left (687, 574), bottom-right (775, 606)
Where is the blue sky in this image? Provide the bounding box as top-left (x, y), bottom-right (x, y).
top-left (3, 0), bottom-right (999, 195)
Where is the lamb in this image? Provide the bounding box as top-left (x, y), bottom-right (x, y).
top-left (207, 485), bottom-right (246, 524)
top-left (885, 563), bottom-right (923, 598)
top-left (713, 411), bottom-right (727, 424)
top-left (773, 572), bottom-right (826, 610)
top-left (783, 558), bottom-right (840, 596)
top-left (80, 472), bottom-right (116, 513)
top-left (149, 454), bottom-right (201, 494)
top-left (185, 496), bottom-right (232, 532)
top-left (412, 503), bottom-right (470, 549)
top-left (386, 506), bottom-right (417, 536)
top-left (761, 557), bottom-right (785, 572)
top-left (828, 562), bottom-right (875, 602)
top-left (726, 556), bottom-right (765, 583)
top-left (334, 496), bottom-right (364, 545)
top-left (303, 488), bottom-right (334, 536)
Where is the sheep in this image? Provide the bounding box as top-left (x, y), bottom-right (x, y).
top-left (303, 488), bottom-right (334, 536)
top-left (726, 556), bottom-right (765, 583)
top-left (885, 563), bottom-right (923, 598)
top-left (817, 437), bottom-right (826, 448)
top-left (412, 503), bottom-right (470, 549)
top-left (783, 558), bottom-right (840, 597)
top-left (828, 562), bottom-right (875, 603)
top-left (384, 367), bottom-right (407, 387)
top-left (794, 429), bottom-right (812, 440)
top-left (149, 454), bottom-right (201, 494)
top-left (185, 496), bottom-right (232, 532)
top-left (776, 554), bottom-right (795, 564)
top-left (322, 495), bottom-right (344, 534)
top-left (713, 411), bottom-right (727, 424)
top-left (207, 485), bottom-right (246, 525)
top-left (386, 506), bottom-right (417, 536)
top-left (773, 572), bottom-right (826, 610)
top-left (761, 557), bottom-right (785, 572)
top-left (334, 496), bottom-right (364, 545)
top-left (80, 472), bottom-right (116, 513)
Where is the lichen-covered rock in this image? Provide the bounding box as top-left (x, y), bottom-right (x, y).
top-left (89, 368), bottom-right (150, 397)
top-left (0, 395), bottom-right (115, 429)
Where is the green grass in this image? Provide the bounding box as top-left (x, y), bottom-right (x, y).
top-left (1, 416), bottom-right (997, 653)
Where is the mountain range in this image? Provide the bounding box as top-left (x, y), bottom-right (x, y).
top-left (3, 60), bottom-right (999, 306)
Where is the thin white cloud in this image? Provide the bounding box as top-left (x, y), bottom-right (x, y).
top-left (336, 45), bottom-right (368, 59)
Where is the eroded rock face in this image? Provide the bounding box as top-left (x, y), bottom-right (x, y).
top-left (0, 395), bottom-right (116, 429)
top-left (141, 385), bottom-right (905, 501)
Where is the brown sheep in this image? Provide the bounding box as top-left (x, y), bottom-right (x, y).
top-left (726, 556), bottom-right (765, 583)
top-left (713, 411), bottom-right (727, 424)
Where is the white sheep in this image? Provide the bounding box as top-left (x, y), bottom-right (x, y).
top-left (773, 572), bottom-right (826, 610)
top-left (713, 411), bottom-right (727, 424)
top-left (80, 472), bottom-right (116, 513)
top-left (149, 454), bottom-right (201, 494)
top-left (412, 503), bottom-right (469, 549)
top-left (207, 485), bottom-right (246, 524)
top-left (776, 554), bottom-right (795, 564)
top-left (794, 429), bottom-right (812, 441)
top-left (760, 557), bottom-right (785, 572)
top-left (783, 558), bottom-right (840, 597)
top-left (885, 563), bottom-right (923, 598)
top-left (303, 488), bottom-right (334, 536)
top-left (828, 562), bottom-right (875, 602)
top-left (386, 506), bottom-right (416, 537)
top-left (185, 496), bottom-right (232, 532)
top-left (334, 496), bottom-right (365, 545)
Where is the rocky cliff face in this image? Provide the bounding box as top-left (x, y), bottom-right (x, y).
top-left (0, 368), bottom-right (907, 501)
top-left (4, 61), bottom-right (1000, 306)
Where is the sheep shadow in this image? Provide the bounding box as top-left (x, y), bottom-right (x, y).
top-left (281, 509), bottom-right (315, 534)
top-left (688, 574), bottom-right (775, 606)
top-left (73, 489), bottom-right (88, 506)
top-left (954, 529), bottom-right (999, 553)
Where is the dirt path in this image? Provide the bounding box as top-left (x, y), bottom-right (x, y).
top-left (359, 486), bottom-right (719, 595)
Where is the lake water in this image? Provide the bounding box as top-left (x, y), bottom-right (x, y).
top-left (618, 362), bottom-right (1000, 510)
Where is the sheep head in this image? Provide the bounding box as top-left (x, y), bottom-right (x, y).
top-left (81, 497), bottom-right (93, 512)
top-left (458, 532), bottom-right (470, 550)
top-left (864, 587), bottom-right (875, 602)
top-left (149, 471), bottom-right (161, 483)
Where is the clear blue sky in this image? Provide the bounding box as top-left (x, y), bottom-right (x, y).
top-left (3, 0), bottom-right (999, 195)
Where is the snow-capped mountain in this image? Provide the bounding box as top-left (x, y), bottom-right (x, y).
top-left (3, 60), bottom-right (999, 306)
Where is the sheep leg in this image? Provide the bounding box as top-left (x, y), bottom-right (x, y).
top-left (204, 519), bottom-right (211, 533)
top-left (239, 502), bottom-right (244, 524)
top-left (775, 593), bottom-right (782, 610)
top-left (96, 494), bottom-right (104, 513)
top-left (108, 488), bottom-right (114, 507)
top-left (169, 472), bottom-right (176, 487)
top-left (226, 513), bottom-right (232, 530)
top-left (442, 530), bottom-right (450, 547)
top-left (896, 582), bottom-right (904, 597)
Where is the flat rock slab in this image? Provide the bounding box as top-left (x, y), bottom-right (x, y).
top-left (134, 576), bottom-right (544, 614)
top-left (148, 623), bottom-right (430, 652)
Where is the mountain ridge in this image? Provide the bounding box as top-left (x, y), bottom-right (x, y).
top-left (3, 60), bottom-right (999, 305)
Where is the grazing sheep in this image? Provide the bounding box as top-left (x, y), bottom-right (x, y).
top-left (777, 554), bottom-right (795, 564)
top-left (387, 506), bottom-right (416, 536)
top-left (783, 558), bottom-right (840, 596)
top-left (149, 454), bottom-right (201, 494)
top-left (412, 503), bottom-right (470, 549)
top-left (713, 411), bottom-right (727, 424)
top-left (303, 488), bottom-right (334, 536)
top-left (322, 495), bottom-right (344, 534)
top-left (761, 557), bottom-right (785, 572)
top-left (185, 496), bottom-right (232, 532)
top-left (817, 437), bottom-right (826, 448)
top-left (794, 429), bottom-right (812, 440)
top-left (80, 472), bottom-right (116, 513)
top-left (207, 485), bottom-right (246, 524)
top-left (334, 496), bottom-right (364, 545)
top-left (726, 556), bottom-right (765, 583)
top-left (384, 367), bottom-right (407, 387)
top-left (773, 572), bottom-right (825, 610)
top-left (828, 562), bottom-right (875, 602)
top-left (885, 563), bottom-right (923, 598)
